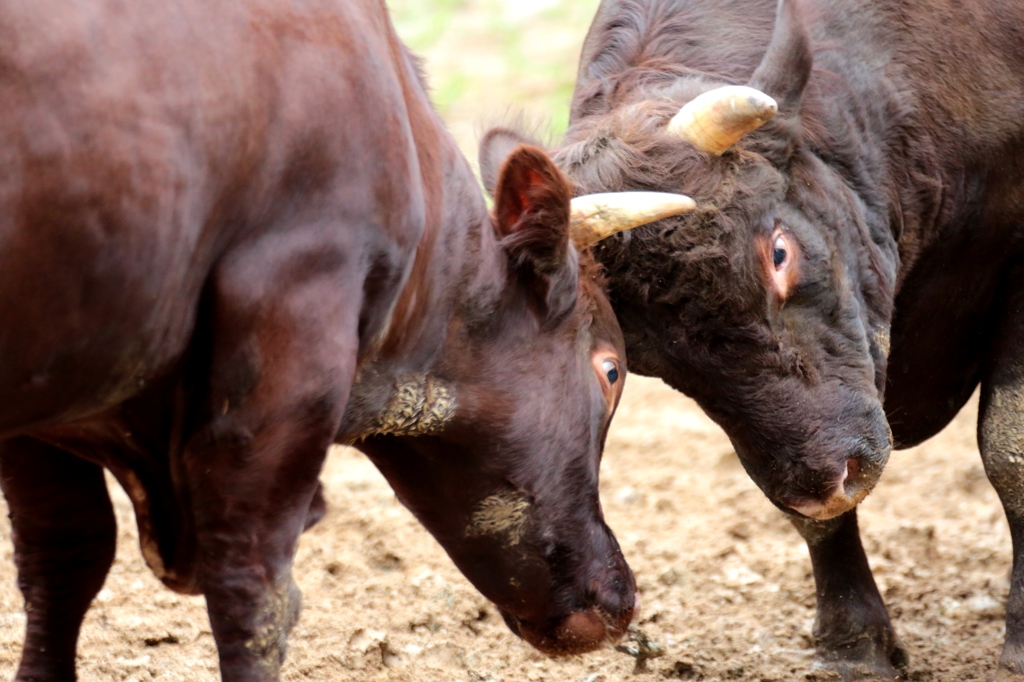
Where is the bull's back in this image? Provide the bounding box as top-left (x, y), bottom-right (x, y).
top-left (581, 0), bottom-right (1024, 153)
top-left (0, 0), bottom-right (424, 432)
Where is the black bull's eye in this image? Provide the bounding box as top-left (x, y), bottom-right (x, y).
top-left (773, 236), bottom-right (788, 269)
top-left (773, 247), bottom-right (786, 268)
top-left (602, 359), bottom-right (619, 384)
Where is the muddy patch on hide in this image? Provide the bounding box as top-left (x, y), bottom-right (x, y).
top-left (873, 328), bottom-right (891, 358)
top-left (980, 378), bottom-right (1024, 515)
top-left (467, 493), bottom-right (530, 546)
top-left (360, 375), bottom-right (456, 438)
top-left (244, 577), bottom-right (301, 671)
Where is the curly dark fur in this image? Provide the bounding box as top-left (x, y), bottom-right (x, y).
top-left (553, 0), bottom-right (1024, 675)
top-left (548, 0), bottom-right (1023, 525)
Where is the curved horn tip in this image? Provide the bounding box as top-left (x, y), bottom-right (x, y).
top-left (569, 191), bottom-right (696, 249)
top-left (667, 85), bottom-right (778, 155)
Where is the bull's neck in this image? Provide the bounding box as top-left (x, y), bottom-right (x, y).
top-left (374, 144), bottom-right (500, 365)
top-left (811, 0), bottom-right (1024, 280)
top-left (360, 9), bottom-right (505, 372)
top-left (339, 110), bottom-right (505, 443)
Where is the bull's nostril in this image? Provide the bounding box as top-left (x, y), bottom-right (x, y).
top-left (500, 611), bottom-right (523, 639)
top-left (550, 609), bottom-right (618, 652)
top-left (844, 457), bottom-right (861, 494)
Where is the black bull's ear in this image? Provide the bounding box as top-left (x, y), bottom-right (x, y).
top-left (749, 0), bottom-right (813, 118)
top-left (489, 143), bottom-right (579, 323)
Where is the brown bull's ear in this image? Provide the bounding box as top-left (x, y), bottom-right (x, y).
top-left (479, 127), bottom-right (545, 197)
top-left (492, 144), bottom-right (578, 322)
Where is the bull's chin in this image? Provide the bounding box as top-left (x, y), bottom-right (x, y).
top-left (788, 485), bottom-right (872, 521)
top-left (499, 606), bottom-right (634, 656)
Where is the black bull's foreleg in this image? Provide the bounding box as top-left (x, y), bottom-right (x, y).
top-left (0, 437), bottom-right (117, 681)
top-left (979, 272), bottom-right (1024, 678)
top-left (789, 510), bottom-right (908, 679)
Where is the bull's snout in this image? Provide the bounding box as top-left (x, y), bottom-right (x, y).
top-left (788, 446), bottom-right (888, 521)
top-left (784, 403), bottom-right (891, 521)
top-left (501, 587), bottom-right (638, 655)
top-left (787, 458), bottom-right (864, 520)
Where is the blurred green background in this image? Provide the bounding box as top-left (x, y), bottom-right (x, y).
top-left (388, 0), bottom-right (601, 161)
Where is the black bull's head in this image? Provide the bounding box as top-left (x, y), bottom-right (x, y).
top-left (543, 0), bottom-right (899, 520)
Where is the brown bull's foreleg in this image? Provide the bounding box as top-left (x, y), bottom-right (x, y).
top-left (184, 240), bottom-right (360, 681)
top-left (0, 437), bottom-right (116, 681)
top-left (789, 510), bottom-right (907, 680)
top-left (186, 419), bottom-right (332, 681)
top-left (979, 277), bottom-right (1024, 677)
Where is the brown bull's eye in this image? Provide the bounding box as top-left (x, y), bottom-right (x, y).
top-left (602, 359), bottom-right (619, 384)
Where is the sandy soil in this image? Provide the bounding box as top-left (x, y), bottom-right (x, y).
top-left (0, 376), bottom-right (1010, 681)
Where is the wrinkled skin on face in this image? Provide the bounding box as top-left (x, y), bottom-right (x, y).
top-left (552, 0), bottom-right (898, 520)
top-left (355, 144), bottom-right (637, 655)
top-left (623, 155), bottom-right (895, 518)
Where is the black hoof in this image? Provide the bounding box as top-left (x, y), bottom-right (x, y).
top-left (812, 633), bottom-right (909, 681)
top-left (995, 654), bottom-right (1024, 680)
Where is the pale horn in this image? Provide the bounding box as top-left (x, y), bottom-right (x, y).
top-left (570, 192), bottom-right (696, 249)
top-left (668, 85), bottom-right (778, 155)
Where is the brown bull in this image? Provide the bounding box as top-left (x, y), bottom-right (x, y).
top-left (480, 0), bottom-right (1024, 678)
top-left (0, 0), bottom-right (697, 678)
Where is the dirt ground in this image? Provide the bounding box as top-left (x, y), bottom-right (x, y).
top-left (0, 376), bottom-right (1011, 681)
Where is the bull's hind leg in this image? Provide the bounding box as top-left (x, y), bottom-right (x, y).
top-left (0, 437), bottom-right (116, 681)
top-left (979, 278), bottom-right (1024, 676)
top-left (790, 510), bottom-right (908, 680)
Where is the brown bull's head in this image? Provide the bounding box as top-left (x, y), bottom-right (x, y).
top-left (358, 143), bottom-right (693, 654)
top-left (551, 0), bottom-right (899, 521)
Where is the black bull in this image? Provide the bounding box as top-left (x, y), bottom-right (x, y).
top-left (488, 0), bottom-right (1024, 677)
